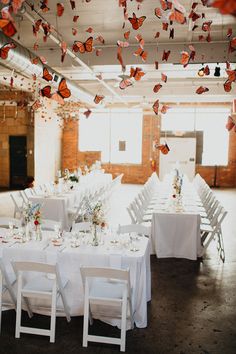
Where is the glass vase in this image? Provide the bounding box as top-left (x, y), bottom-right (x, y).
top-left (35, 225), bottom-right (42, 241)
top-left (25, 222), bottom-right (31, 241)
top-left (92, 224), bottom-right (99, 246)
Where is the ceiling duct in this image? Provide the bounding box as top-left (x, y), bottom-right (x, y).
top-left (0, 31), bottom-right (95, 106)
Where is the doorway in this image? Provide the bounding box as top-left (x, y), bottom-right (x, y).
top-left (159, 137), bottom-right (196, 181)
top-left (9, 136), bottom-right (27, 189)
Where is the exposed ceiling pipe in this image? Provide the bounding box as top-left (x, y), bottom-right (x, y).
top-left (23, 2), bottom-right (128, 105)
top-left (0, 31), bottom-right (96, 106)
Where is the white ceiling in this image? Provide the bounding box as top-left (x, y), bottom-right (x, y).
top-left (1, 0), bottom-right (236, 107)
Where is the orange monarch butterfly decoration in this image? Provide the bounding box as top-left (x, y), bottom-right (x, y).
top-left (84, 109), bottom-right (92, 118)
top-left (128, 12), bottom-right (146, 30)
top-left (135, 34), bottom-right (145, 49)
top-left (162, 50), bottom-right (171, 62)
top-left (160, 0), bottom-right (172, 11)
top-left (57, 3), bottom-right (64, 17)
top-left (133, 46), bottom-right (147, 62)
top-left (124, 31), bottom-right (130, 40)
top-left (72, 37), bottom-right (93, 53)
top-left (152, 99), bottom-right (159, 115)
top-left (161, 105), bottom-right (170, 114)
top-left (0, 19), bottom-right (17, 37)
top-left (31, 99), bottom-right (42, 112)
top-left (180, 51), bottom-right (190, 67)
top-left (212, 0), bottom-right (236, 17)
top-left (51, 78), bottom-right (71, 105)
top-left (223, 80), bottom-right (232, 92)
top-left (119, 78), bottom-right (132, 90)
top-left (0, 42), bottom-right (16, 60)
top-left (196, 86), bottom-right (209, 94)
top-left (40, 0), bottom-right (50, 12)
top-left (40, 85), bottom-right (51, 98)
top-left (94, 94), bottom-right (104, 104)
top-left (70, 0), bottom-right (76, 10)
top-left (161, 73), bottom-right (167, 83)
top-left (153, 83), bottom-right (162, 93)
top-left (42, 67), bottom-right (53, 82)
top-left (157, 143), bottom-right (170, 155)
top-left (130, 67), bottom-right (145, 81)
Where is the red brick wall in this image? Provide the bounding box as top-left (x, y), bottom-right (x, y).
top-left (77, 151), bottom-right (101, 166)
top-left (62, 119), bottom-right (78, 171)
top-left (61, 113), bottom-right (236, 187)
top-left (196, 130), bottom-right (236, 187)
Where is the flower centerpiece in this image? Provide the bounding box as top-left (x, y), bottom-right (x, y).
top-left (23, 202), bottom-right (42, 240)
top-left (84, 199), bottom-right (106, 246)
top-left (172, 169), bottom-right (184, 211)
top-left (172, 169), bottom-right (183, 198)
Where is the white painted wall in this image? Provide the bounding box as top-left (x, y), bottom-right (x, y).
top-left (34, 100), bottom-right (62, 185)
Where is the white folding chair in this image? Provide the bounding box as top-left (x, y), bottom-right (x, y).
top-left (0, 259), bottom-right (17, 333)
top-left (80, 266), bottom-right (133, 352)
top-left (126, 205), bottom-right (137, 224)
top-left (19, 191), bottom-right (28, 203)
top-left (201, 206), bottom-right (227, 262)
top-left (0, 217), bottom-right (21, 228)
top-left (10, 193), bottom-right (24, 219)
top-left (13, 261), bottom-right (71, 343)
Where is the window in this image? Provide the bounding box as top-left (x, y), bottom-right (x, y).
top-left (79, 108), bottom-right (143, 164)
top-left (161, 107), bottom-right (230, 166)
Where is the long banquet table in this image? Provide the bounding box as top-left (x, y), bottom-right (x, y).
top-left (0, 229), bottom-right (151, 329)
top-left (29, 172), bottom-right (113, 231)
top-left (151, 176), bottom-right (203, 260)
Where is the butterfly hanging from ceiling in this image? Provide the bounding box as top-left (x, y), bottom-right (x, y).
top-left (0, 42), bottom-right (16, 60)
top-left (72, 37), bottom-right (93, 53)
top-left (128, 12), bottom-right (146, 30)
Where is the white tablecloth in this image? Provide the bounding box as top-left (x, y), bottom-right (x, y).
top-left (0, 231), bottom-right (151, 328)
top-left (29, 173), bottom-right (113, 231)
top-left (152, 212), bottom-right (202, 260)
top-left (29, 194), bottom-right (75, 230)
top-left (150, 176), bottom-right (203, 260)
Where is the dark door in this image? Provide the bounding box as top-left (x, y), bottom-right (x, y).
top-left (9, 136), bottom-right (27, 189)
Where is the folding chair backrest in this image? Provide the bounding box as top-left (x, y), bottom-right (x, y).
top-left (211, 205), bottom-right (224, 227)
top-left (80, 266), bottom-right (130, 288)
top-left (13, 261), bottom-right (56, 275)
top-left (10, 194), bottom-right (22, 211)
top-left (126, 205), bottom-right (136, 224)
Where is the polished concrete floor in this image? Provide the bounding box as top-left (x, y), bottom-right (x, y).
top-left (0, 186), bottom-right (236, 354)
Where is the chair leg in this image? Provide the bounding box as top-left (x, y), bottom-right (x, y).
top-left (23, 297), bottom-right (33, 318)
top-left (0, 277), bottom-right (2, 334)
top-left (120, 291), bottom-right (128, 352)
top-left (60, 289), bottom-right (71, 323)
top-left (15, 291), bottom-right (22, 338)
top-left (50, 285), bottom-right (57, 343)
top-left (82, 296), bottom-right (90, 347)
